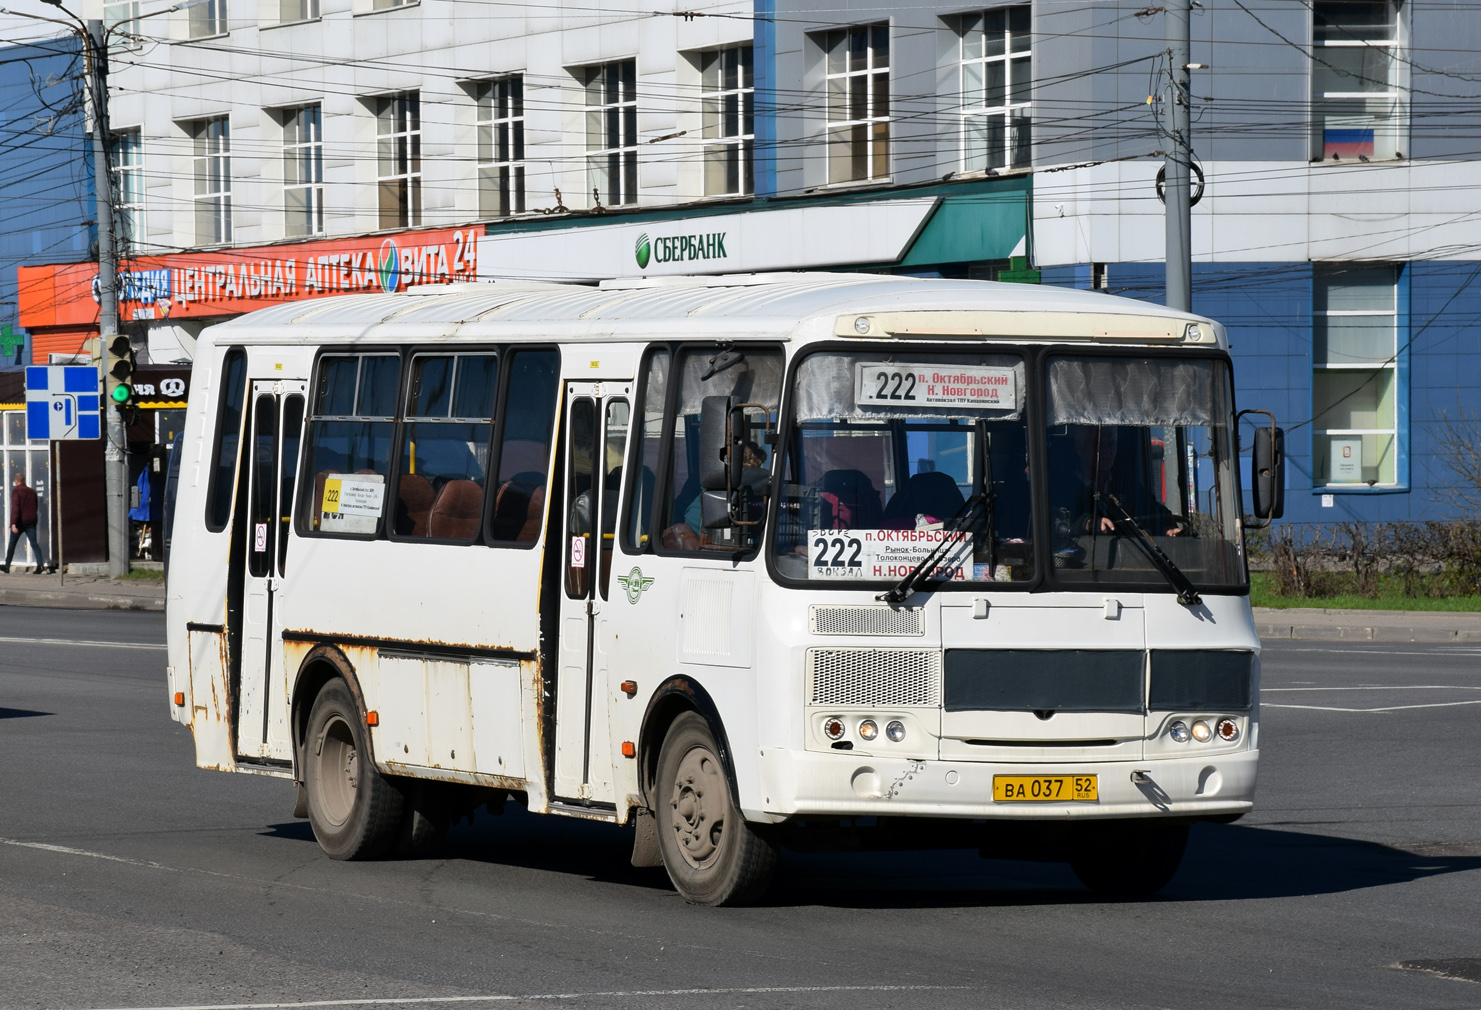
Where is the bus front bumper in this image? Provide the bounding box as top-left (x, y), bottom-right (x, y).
top-left (749, 748), bottom-right (1258, 823)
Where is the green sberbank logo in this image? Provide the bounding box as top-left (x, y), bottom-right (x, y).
top-left (633, 229), bottom-right (729, 270)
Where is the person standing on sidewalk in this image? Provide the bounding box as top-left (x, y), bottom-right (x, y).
top-left (4, 472), bottom-right (45, 574)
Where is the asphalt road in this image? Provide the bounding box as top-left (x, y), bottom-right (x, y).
top-left (2, 606), bottom-right (1480, 1010)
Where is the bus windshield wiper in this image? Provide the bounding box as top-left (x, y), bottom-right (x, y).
top-left (1101, 491), bottom-right (1202, 607)
top-left (876, 490), bottom-right (988, 605)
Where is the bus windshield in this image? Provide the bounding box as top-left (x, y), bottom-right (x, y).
top-left (772, 350), bottom-right (1034, 585)
top-left (771, 349), bottom-right (1244, 591)
top-left (1044, 354), bottom-right (1243, 589)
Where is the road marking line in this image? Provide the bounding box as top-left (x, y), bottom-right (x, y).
top-left (0, 635), bottom-right (164, 651)
top-left (1267, 647), bottom-right (1481, 657)
top-left (1265, 685), bottom-right (1481, 692)
top-left (71, 987), bottom-right (971, 1010)
top-left (1264, 699), bottom-right (1481, 713)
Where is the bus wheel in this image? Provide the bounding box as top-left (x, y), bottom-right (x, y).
top-left (1069, 822), bottom-right (1189, 896)
top-left (304, 680), bottom-right (404, 860)
top-left (654, 712), bottom-right (776, 906)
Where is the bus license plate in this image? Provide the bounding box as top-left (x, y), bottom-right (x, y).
top-left (993, 775), bottom-right (1098, 802)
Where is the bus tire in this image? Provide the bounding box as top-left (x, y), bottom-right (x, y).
top-left (1069, 821), bottom-right (1188, 896)
top-left (304, 680), bottom-right (404, 860)
top-left (654, 711), bottom-right (776, 906)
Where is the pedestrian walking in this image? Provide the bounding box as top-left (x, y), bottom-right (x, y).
top-left (4, 471), bottom-right (45, 574)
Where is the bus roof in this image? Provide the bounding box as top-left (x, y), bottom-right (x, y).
top-left (208, 273), bottom-right (1226, 350)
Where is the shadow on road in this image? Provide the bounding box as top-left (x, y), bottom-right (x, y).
top-left (0, 707), bottom-right (51, 720)
top-left (259, 802), bottom-right (1481, 906)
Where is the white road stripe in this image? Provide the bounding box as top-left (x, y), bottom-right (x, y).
top-left (1264, 699), bottom-right (1481, 713)
top-left (1267, 647), bottom-right (1481, 657)
top-left (74, 988), bottom-right (970, 1010)
top-left (1265, 685), bottom-right (1481, 692)
top-left (0, 635), bottom-right (164, 651)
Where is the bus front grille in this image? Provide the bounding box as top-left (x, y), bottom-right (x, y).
top-left (808, 605), bottom-right (926, 637)
top-left (807, 648), bottom-right (941, 707)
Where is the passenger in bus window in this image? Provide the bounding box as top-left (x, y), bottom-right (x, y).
top-left (1051, 425), bottom-right (1186, 538)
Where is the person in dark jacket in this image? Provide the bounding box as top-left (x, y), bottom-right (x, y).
top-left (4, 472), bottom-right (45, 573)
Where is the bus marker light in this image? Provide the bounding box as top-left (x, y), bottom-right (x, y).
top-left (885, 720), bottom-right (906, 742)
top-left (1168, 720), bottom-right (1190, 743)
top-left (621, 741), bottom-right (635, 758)
top-left (620, 680), bottom-right (638, 697)
top-left (858, 719), bottom-right (879, 742)
top-left (366, 711), bottom-right (380, 727)
top-left (854, 316), bottom-right (871, 335)
top-left (1191, 720), bottom-right (1212, 743)
top-left (173, 692), bottom-right (185, 707)
top-left (823, 717), bottom-right (845, 741)
top-left (1217, 718), bottom-right (1240, 742)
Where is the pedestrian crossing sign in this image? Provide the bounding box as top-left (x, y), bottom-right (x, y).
top-left (25, 365), bottom-right (102, 440)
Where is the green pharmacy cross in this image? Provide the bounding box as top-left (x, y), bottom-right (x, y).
top-left (0, 324), bottom-right (23, 360)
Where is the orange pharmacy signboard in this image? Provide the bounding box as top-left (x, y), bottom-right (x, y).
top-left (18, 227), bottom-right (481, 329)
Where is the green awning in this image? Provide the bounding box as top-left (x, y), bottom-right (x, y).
top-left (899, 189), bottom-right (1028, 267)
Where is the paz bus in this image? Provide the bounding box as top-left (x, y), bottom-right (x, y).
top-left (164, 274), bottom-right (1285, 905)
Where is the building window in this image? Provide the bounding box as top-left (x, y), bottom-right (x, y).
top-left (823, 24), bottom-right (889, 185)
top-left (960, 7), bottom-right (1031, 172)
top-left (376, 92), bottom-right (421, 229)
top-left (284, 105), bottom-right (323, 237)
top-left (189, 0), bottom-right (226, 37)
top-left (372, 0), bottom-right (411, 10)
top-left (476, 77), bottom-right (525, 218)
top-left (584, 60), bottom-right (638, 207)
top-left (110, 129), bottom-right (144, 255)
top-left (279, 0), bottom-right (318, 23)
top-left (191, 117), bottom-right (231, 246)
top-left (701, 46), bottom-right (753, 196)
top-left (1312, 0), bottom-right (1403, 161)
top-left (1313, 265), bottom-right (1398, 486)
top-left (103, 0), bottom-right (139, 51)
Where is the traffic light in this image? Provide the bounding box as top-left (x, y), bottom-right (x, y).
top-left (105, 335), bottom-right (135, 411)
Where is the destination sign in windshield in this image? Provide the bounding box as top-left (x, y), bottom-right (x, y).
top-left (855, 362), bottom-right (1017, 410)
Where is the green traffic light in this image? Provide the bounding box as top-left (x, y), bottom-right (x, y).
top-left (111, 384), bottom-right (131, 404)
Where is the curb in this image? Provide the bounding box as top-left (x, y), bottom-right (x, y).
top-left (1257, 622), bottom-right (1481, 643)
top-left (0, 588), bottom-right (164, 612)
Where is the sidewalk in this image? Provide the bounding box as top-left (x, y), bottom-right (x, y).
top-left (1253, 606), bottom-right (1481, 643)
top-left (0, 569), bottom-right (165, 612)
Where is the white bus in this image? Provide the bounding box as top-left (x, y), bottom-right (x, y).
top-left (165, 274), bottom-right (1285, 905)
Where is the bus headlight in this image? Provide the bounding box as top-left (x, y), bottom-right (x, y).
top-left (1217, 717), bottom-right (1240, 742)
top-left (858, 719), bottom-right (879, 742)
top-left (823, 717), bottom-right (845, 741)
top-left (1168, 720), bottom-right (1191, 743)
top-left (885, 720), bottom-right (906, 742)
top-left (1191, 720), bottom-right (1213, 743)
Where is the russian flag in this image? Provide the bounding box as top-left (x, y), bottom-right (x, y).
top-left (1324, 128), bottom-right (1374, 158)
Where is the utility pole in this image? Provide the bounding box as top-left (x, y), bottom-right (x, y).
top-left (1164, 0), bottom-right (1192, 313)
top-left (86, 19), bottom-right (129, 578)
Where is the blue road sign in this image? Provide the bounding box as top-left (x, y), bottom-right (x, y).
top-left (25, 365), bottom-right (102, 440)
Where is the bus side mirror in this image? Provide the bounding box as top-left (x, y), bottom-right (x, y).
top-left (699, 395), bottom-right (732, 493)
top-left (1251, 424), bottom-right (1285, 523)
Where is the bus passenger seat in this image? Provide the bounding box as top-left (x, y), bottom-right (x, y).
top-left (428, 479), bottom-right (484, 539)
top-left (819, 469), bottom-right (884, 529)
top-left (882, 471), bottom-right (966, 528)
top-left (396, 473), bottom-right (435, 537)
top-left (491, 474), bottom-right (547, 542)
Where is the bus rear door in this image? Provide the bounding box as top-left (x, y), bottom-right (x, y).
top-left (231, 379), bottom-right (306, 762)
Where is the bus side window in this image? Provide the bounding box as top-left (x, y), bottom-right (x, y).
top-left (296, 353), bottom-right (401, 538)
top-left (205, 347), bottom-right (248, 532)
top-left (622, 347), bottom-right (669, 553)
top-left (394, 353), bottom-right (497, 541)
top-left (488, 349), bottom-right (560, 544)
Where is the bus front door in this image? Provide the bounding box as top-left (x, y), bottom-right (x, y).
top-left (553, 383), bottom-right (631, 804)
top-left (230, 380), bottom-right (306, 763)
